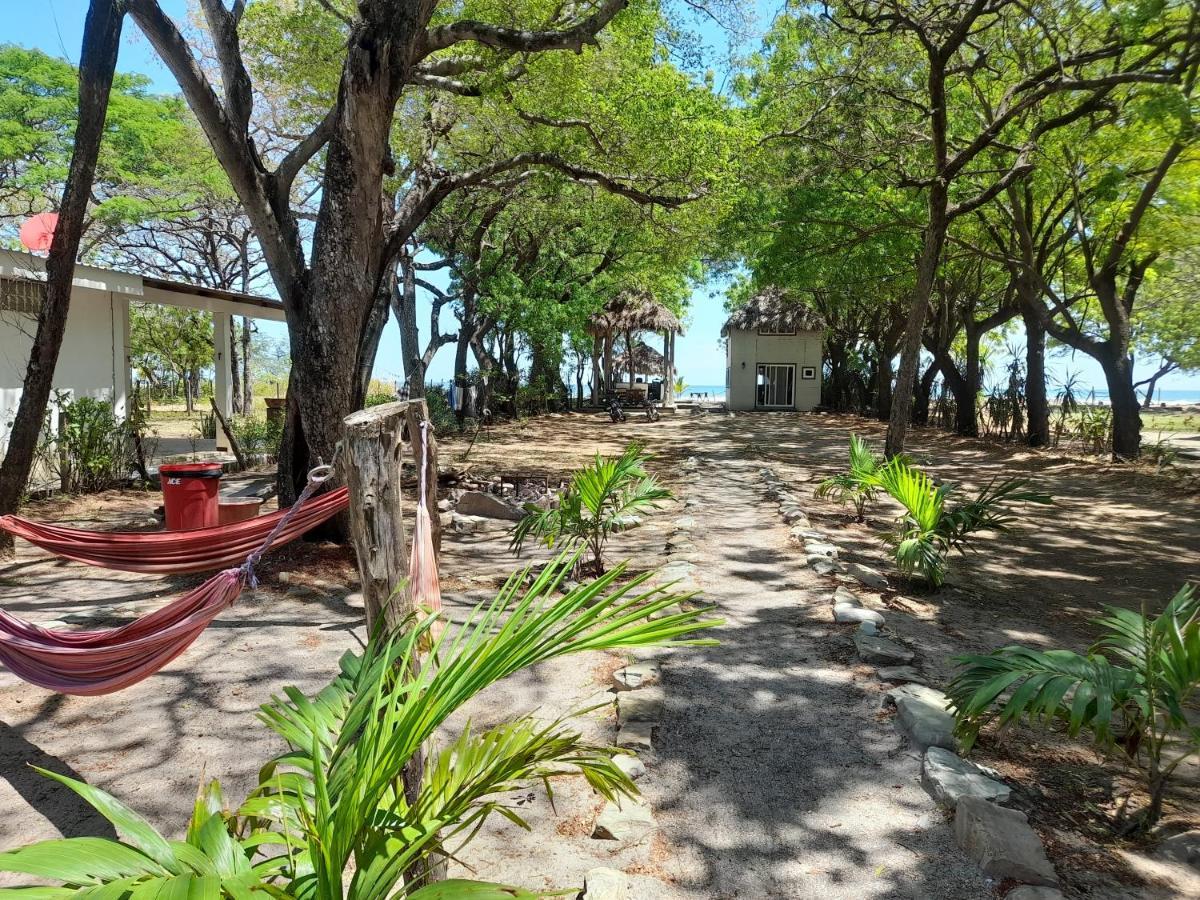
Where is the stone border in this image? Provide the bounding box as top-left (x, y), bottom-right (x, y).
top-left (758, 465), bottom-right (1065, 897)
top-left (579, 454), bottom-right (704, 899)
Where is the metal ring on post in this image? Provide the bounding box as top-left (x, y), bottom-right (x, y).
top-left (307, 464), bottom-right (334, 485)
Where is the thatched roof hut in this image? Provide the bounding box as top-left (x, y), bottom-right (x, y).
top-left (614, 339), bottom-right (667, 373)
top-left (589, 288), bottom-right (683, 336)
top-left (721, 286), bottom-right (824, 335)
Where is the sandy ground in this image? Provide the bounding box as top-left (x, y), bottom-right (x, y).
top-left (2, 410), bottom-right (1198, 898)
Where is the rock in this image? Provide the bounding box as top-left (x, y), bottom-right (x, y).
top-left (612, 663), bottom-right (662, 691)
top-left (842, 562), bottom-right (889, 590)
top-left (614, 753), bottom-right (647, 780)
top-left (616, 720), bottom-right (655, 750)
top-left (592, 800), bottom-right (655, 843)
top-left (888, 683), bottom-right (957, 750)
top-left (922, 747), bottom-right (1012, 808)
top-left (1005, 889), bottom-right (1066, 900)
top-left (812, 559), bottom-right (841, 576)
top-left (787, 525), bottom-right (807, 543)
top-left (342, 591), bottom-right (365, 610)
top-left (436, 498), bottom-right (453, 512)
top-left (876, 665), bottom-right (927, 685)
top-left (833, 586), bottom-right (862, 607)
top-left (857, 620), bottom-right (879, 636)
top-left (454, 490), bottom-right (524, 521)
top-left (955, 797), bottom-right (1058, 887)
top-left (673, 515), bottom-right (696, 528)
top-left (806, 541), bottom-right (839, 558)
top-left (855, 633), bottom-right (915, 666)
top-left (834, 605), bottom-right (884, 626)
top-left (618, 688), bottom-right (664, 724)
top-left (277, 571), bottom-right (296, 584)
top-left (1158, 829), bottom-right (1200, 870)
top-left (438, 511), bottom-right (453, 528)
top-left (580, 867), bottom-right (630, 899)
top-left (782, 509), bottom-right (808, 525)
top-left (449, 512), bottom-right (478, 534)
top-left (612, 514), bottom-right (642, 528)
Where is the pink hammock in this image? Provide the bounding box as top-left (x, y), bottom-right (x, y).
top-left (0, 469), bottom-right (334, 695)
top-left (0, 487), bottom-right (348, 574)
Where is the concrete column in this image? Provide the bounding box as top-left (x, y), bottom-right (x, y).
top-left (213, 311), bottom-right (233, 451)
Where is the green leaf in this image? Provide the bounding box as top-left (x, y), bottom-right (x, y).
top-left (32, 769), bottom-right (178, 873)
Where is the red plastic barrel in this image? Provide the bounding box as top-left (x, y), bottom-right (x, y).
top-left (160, 463), bottom-right (223, 530)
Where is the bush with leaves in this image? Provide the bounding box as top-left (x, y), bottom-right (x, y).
top-left (875, 456), bottom-right (1051, 587)
top-left (34, 394), bottom-right (137, 493)
top-left (0, 554), bottom-right (719, 898)
top-left (510, 443), bottom-right (671, 575)
top-left (947, 585), bottom-right (1200, 832)
top-left (229, 414), bottom-right (284, 456)
top-left (814, 434), bottom-right (889, 520)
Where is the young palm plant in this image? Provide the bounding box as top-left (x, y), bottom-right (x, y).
top-left (947, 585), bottom-right (1200, 832)
top-left (510, 442), bottom-right (671, 574)
top-left (0, 553), bottom-right (720, 899)
top-left (875, 457), bottom-right (1051, 587)
top-left (814, 434), bottom-right (887, 520)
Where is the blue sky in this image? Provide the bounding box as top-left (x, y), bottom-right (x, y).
top-left (7, 1), bottom-right (1199, 398)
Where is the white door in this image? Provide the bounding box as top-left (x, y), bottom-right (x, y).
top-left (756, 364), bottom-right (795, 408)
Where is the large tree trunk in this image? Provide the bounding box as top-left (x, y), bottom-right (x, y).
top-left (873, 339), bottom-right (893, 421)
top-left (1104, 350), bottom-right (1142, 460)
top-left (0, 0), bottom-right (125, 554)
top-left (1024, 309), bottom-right (1050, 447)
top-left (913, 358), bottom-right (939, 426)
top-left (887, 186), bottom-right (948, 456)
top-left (957, 327), bottom-right (981, 437)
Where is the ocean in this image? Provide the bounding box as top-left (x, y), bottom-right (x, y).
top-left (676, 384), bottom-right (1200, 406)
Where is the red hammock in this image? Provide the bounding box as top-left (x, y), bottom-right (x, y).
top-left (0, 570), bottom-right (244, 695)
top-left (0, 487), bottom-right (348, 574)
top-left (0, 470), bottom-right (338, 695)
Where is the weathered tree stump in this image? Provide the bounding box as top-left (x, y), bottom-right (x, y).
top-left (341, 401), bottom-right (411, 633)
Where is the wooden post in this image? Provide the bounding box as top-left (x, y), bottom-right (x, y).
top-left (603, 328), bottom-right (614, 394)
top-left (404, 398), bottom-right (441, 560)
top-left (341, 398), bottom-right (443, 887)
top-left (341, 401), bottom-right (410, 633)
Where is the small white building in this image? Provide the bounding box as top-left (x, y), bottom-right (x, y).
top-left (0, 248), bottom-right (285, 455)
top-left (723, 287), bottom-right (824, 412)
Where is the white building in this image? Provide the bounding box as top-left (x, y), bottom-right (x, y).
top-left (723, 287), bottom-right (824, 412)
top-left (0, 248), bottom-right (285, 454)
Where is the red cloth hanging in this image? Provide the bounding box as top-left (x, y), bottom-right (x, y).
top-left (0, 487), bottom-right (348, 574)
top-left (0, 470), bottom-right (338, 695)
top-left (0, 569), bottom-right (244, 695)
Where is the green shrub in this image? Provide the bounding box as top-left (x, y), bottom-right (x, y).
top-left (365, 391), bottom-right (397, 408)
top-left (875, 455), bottom-right (1051, 587)
top-left (37, 394), bottom-right (136, 493)
top-left (425, 385), bottom-right (459, 433)
top-left (948, 585), bottom-right (1200, 832)
top-left (198, 410), bottom-right (217, 440)
top-left (814, 434), bottom-right (888, 520)
top-left (229, 414), bottom-right (284, 456)
top-left (511, 443), bottom-right (671, 575)
top-left (0, 554), bottom-right (719, 898)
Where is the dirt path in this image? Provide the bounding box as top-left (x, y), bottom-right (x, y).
top-left (640, 439), bottom-right (989, 899)
top-left (3, 411), bottom-right (1198, 898)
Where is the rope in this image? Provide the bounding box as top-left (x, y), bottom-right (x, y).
top-left (418, 420), bottom-right (429, 509)
top-left (239, 464), bottom-right (335, 587)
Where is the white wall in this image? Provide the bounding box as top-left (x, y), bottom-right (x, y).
top-left (0, 286), bottom-right (130, 452)
top-left (725, 328), bottom-right (823, 411)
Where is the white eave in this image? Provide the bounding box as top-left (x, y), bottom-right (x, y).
top-left (0, 247), bottom-right (284, 321)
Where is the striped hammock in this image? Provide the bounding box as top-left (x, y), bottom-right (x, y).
top-left (0, 487), bottom-right (348, 574)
